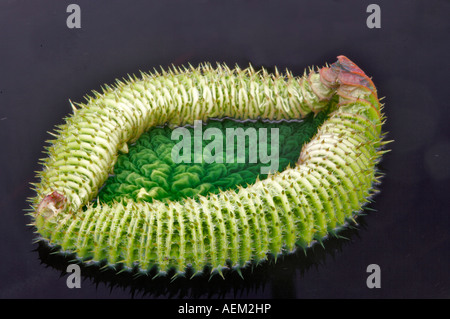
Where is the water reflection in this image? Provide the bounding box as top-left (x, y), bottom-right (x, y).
top-left (35, 215), bottom-right (367, 299)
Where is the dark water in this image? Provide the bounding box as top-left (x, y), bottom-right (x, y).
top-left (0, 0), bottom-right (448, 299)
